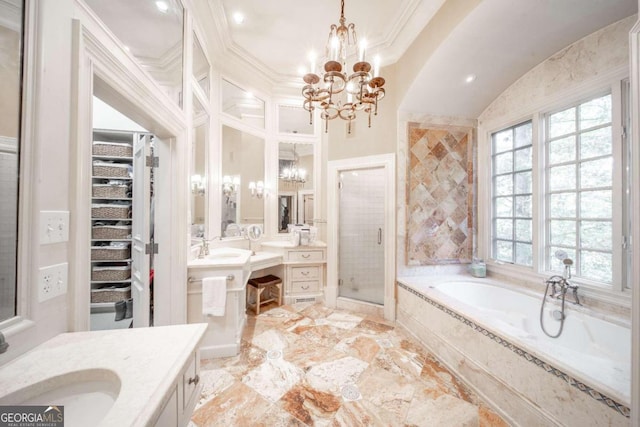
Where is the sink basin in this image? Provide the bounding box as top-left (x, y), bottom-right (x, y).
top-left (188, 247), bottom-right (252, 268)
top-left (207, 251), bottom-right (243, 259)
top-left (0, 369), bottom-right (120, 427)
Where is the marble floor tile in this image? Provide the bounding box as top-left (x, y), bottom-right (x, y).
top-left (194, 303), bottom-right (506, 426)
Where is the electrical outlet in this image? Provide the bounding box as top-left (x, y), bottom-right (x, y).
top-left (40, 211), bottom-right (70, 244)
top-left (38, 263), bottom-right (68, 302)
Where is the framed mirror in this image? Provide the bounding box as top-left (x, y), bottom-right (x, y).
top-left (192, 34), bottom-right (209, 99)
top-left (0, 0), bottom-right (23, 322)
top-left (278, 142), bottom-right (314, 233)
top-left (85, 0), bottom-right (185, 107)
top-left (191, 98), bottom-right (208, 238)
top-left (221, 125), bottom-right (264, 237)
top-left (221, 79), bottom-right (265, 129)
top-left (278, 104), bottom-right (314, 135)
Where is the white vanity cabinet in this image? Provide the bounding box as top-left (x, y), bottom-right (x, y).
top-left (155, 349), bottom-right (201, 426)
top-left (261, 242), bottom-right (326, 304)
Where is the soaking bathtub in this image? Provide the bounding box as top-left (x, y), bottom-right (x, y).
top-left (396, 275), bottom-right (630, 427)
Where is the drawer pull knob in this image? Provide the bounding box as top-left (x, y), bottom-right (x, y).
top-left (301, 271), bottom-right (309, 276)
top-left (301, 254), bottom-right (311, 258)
top-left (188, 374), bottom-right (200, 385)
top-left (302, 284), bottom-right (310, 290)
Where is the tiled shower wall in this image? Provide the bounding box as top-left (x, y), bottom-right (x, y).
top-left (406, 122), bottom-right (476, 265)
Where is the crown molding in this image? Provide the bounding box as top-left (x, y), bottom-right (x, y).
top-left (203, 0), bottom-right (439, 95)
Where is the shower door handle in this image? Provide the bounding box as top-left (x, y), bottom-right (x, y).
top-left (377, 228), bottom-right (382, 245)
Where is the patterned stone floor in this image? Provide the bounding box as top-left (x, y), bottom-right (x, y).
top-left (190, 303), bottom-right (507, 426)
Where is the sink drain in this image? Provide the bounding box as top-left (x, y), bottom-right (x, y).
top-left (341, 384), bottom-right (361, 401)
top-left (266, 349), bottom-right (282, 360)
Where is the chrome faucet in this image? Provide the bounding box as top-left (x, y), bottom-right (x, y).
top-left (543, 259), bottom-right (580, 304)
top-left (198, 237), bottom-right (210, 259)
top-left (0, 331), bottom-right (8, 354)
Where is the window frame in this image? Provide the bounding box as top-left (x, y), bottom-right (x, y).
top-left (480, 79), bottom-right (628, 302)
top-left (543, 92), bottom-right (615, 285)
top-left (491, 121), bottom-right (534, 266)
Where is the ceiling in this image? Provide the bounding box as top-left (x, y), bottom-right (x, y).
top-left (84, 0), bottom-right (638, 120)
top-left (217, 0), bottom-right (638, 119)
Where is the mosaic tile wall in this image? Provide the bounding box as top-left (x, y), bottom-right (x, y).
top-left (406, 124), bottom-right (476, 265)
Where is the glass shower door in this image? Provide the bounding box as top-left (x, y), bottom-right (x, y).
top-left (338, 167), bottom-right (385, 304)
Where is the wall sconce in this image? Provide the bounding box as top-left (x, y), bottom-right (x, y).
top-left (248, 180), bottom-right (264, 198)
top-left (191, 174), bottom-right (205, 196)
top-left (222, 175), bottom-right (240, 197)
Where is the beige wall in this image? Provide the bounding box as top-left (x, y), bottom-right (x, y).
top-left (327, 64), bottom-right (398, 161)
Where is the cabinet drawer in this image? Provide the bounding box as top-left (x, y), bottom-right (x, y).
top-left (182, 354), bottom-right (198, 410)
top-left (290, 280), bottom-right (320, 293)
top-left (287, 250), bottom-right (324, 262)
top-left (291, 266), bottom-right (320, 280)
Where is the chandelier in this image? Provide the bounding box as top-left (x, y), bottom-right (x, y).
top-left (280, 145), bottom-right (307, 185)
top-left (302, 0), bottom-right (386, 134)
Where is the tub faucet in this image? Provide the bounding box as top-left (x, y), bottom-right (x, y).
top-left (0, 331), bottom-right (8, 354)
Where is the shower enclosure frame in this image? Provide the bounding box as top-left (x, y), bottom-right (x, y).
top-left (326, 153), bottom-right (396, 321)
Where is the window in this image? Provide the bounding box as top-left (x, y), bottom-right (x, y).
top-left (545, 94), bottom-right (613, 283)
top-left (491, 122), bottom-right (533, 266)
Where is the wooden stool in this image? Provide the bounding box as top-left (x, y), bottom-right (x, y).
top-left (246, 274), bottom-right (282, 315)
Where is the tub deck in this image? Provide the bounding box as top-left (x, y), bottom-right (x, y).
top-left (396, 275), bottom-right (630, 426)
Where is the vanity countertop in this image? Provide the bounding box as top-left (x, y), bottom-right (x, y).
top-left (0, 323), bottom-right (207, 426)
top-left (261, 240), bottom-right (327, 249)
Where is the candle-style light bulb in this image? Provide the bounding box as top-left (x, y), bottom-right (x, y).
top-left (373, 55), bottom-right (381, 78)
top-left (331, 37), bottom-right (339, 61)
top-left (359, 39), bottom-right (367, 62)
top-left (308, 51), bottom-right (316, 74)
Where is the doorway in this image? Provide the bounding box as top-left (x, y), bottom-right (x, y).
top-left (327, 153), bottom-right (396, 320)
top-left (338, 167), bottom-right (385, 304)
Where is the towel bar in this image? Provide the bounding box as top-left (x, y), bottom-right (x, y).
top-left (188, 274), bottom-right (234, 283)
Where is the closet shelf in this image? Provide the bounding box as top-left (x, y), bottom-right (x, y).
top-left (91, 279), bottom-right (132, 285)
top-left (92, 218), bottom-right (132, 221)
top-left (92, 155), bottom-right (133, 161)
top-left (91, 258), bottom-right (133, 263)
top-left (92, 197), bottom-right (133, 201)
top-left (93, 176), bottom-right (133, 180)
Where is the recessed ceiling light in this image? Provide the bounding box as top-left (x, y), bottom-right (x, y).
top-left (155, 1), bottom-right (169, 13)
top-left (465, 74), bottom-right (476, 83)
top-left (233, 12), bottom-right (245, 24)
top-left (124, 46), bottom-right (131, 52)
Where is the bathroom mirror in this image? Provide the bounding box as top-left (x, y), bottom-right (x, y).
top-left (278, 104), bottom-right (314, 135)
top-left (246, 224), bottom-right (263, 242)
top-left (192, 34), bottom-right (209, 98)
top-left (278, 142), bottom-right (314, 233)
top-left (85, 0), bottom-right (185, 107)
top-left (0, 0), bottom-right (22, 322)
top-left (221, 125), bottom-right (264, 237)
top-left (221, 79), bottom-right (265, 129)
top-left (191, 101), bottom-right (208, 237)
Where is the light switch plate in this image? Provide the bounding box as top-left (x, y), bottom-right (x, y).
top-left (38, 263), bottom-right (68, 302)
top-left (40, 211), bottom-right (70, 244)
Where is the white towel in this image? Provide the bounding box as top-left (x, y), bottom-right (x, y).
top-left (202, 276), bottom-right (227, 317)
